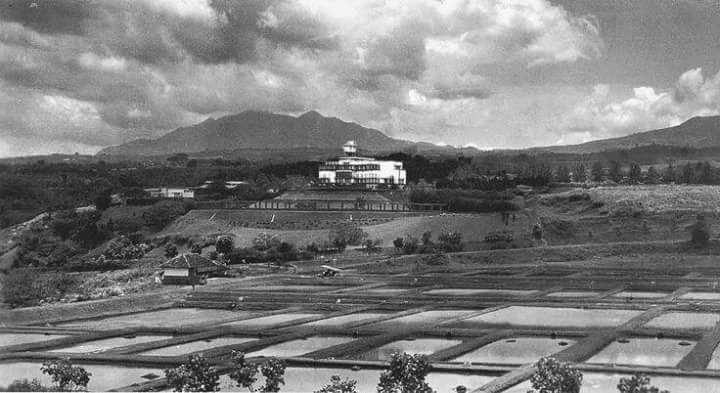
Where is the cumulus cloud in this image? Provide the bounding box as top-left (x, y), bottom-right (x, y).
top-left (560, 68), bottom-right (720, 143)
top-left (0, 0), bottom-right (604, 156)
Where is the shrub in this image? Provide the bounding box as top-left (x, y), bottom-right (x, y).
top-left (142, 201), bottom-right (187, 230)
top-left (362, 239), bottom-right (382, 253)
top-left (329, 224), bottom-right (368, 247)
top-left (165, 354), bottom-right (219, 392)
top-left (393, 237), bottom-right (404, 250)
top-left (377, 353), bottom-right (433, 393)
top-left (402, 236), bottom-right (419, 254)
top-left (103, 236), bottom-right (147, 260)
top-left (41, 359), bottom-right (91, 392)
top-left (314, 375), bottom-right (358, 393)
top-left (421, 231), bottom-right (433, 246)
top-left (164, 244), bottom-right (179, 258)
top-left (0, 378), bottom-right (52, 392)
top-left (216, 236), bottom-right (235, 254)
top-left (690, 214), bottom-right (710, 246)
top-left (438, 231), bottom-right (463, 252)
top-left (617, 374), bottom-right (669, 393)
top-left (253, 233), bottom-right (281, 251)
top-left (1, 269), bottom-right (80, 307)
top-left (528, 357), bottom-right (582, 393)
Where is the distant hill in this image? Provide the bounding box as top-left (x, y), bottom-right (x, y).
top-left (538, 116), bottom-right (720, 154)
top-left (98, 110), bottom-right (462, 157)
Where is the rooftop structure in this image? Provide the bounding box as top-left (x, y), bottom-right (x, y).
top-left (318, 141), bottom-right (406, 189)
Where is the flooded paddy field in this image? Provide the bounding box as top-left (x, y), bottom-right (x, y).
top-left (137, 336), bottom-right (258, 356)
top-left (57, 308), bottom-right (252, 329)
top-left (9, 250), bottom-right (720, 393)
top-left (50, 335), bottom-right (172, 353)
top-left (586, 338), bottom-right (696, 367)
top-left (449, 306), bottom-right (642, 328)
top-left (0, 333), bottom-right (69, 348)
top-left (451, 337), bottom-right (576, 365)
top-left (350, 338), bottom-right (463, 361)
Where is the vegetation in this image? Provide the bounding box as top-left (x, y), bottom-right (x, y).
top-left (314, 376), bottom-right (358, 393)
top-left (0, 379), bottom-right (52, 392)
top-left (41, 359), bottom-right (91, 392)
top-left (617, 374), bottom-right (669, 393)
top-left (227, 351), bottom-right (286, 393)
top-left (377, 352), bottom-right (434, 393)
top-left (528, 357), bottom-right (582, 393)
top-left (1, 268), bottom-right (80, 307)
top-left (165, 354), bottom-right (220, 392)
top-left (689, 214), bottom-right (711, 246)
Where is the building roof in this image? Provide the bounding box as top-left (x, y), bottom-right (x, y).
top-left (161, 253), bottom-right (227, 270)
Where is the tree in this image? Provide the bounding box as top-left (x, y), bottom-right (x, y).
top-left (527, 357), bottom-right (582, 393)
top-left (555, 165), bottom-right (571, 183)
top-left (164, 243), bottom-right (179, 258)
top-left (690, 213), bottom-right (711, 246)
top-left (572, 163), bottom-right (587, 182)
top-left (591, 161), bottom-right (604, 182)
top-left (628, 162), bottom-right (642, 184)
top-left (314, 375), bottom-right (358, 393)
top-left (617, 374), bottom-right (669, 393)
top-left (363, 239), bottom-right (382, 253)
top-left (645, 166), bottom-right (659, 184)
top-left (164, 354), bottom-right (219, 392)
top-left (393, 237), bottom-right (404, 250)
top-left (421, 231), bottom-right (433, 246)
top-left (608, 160), bottom-right (623, 182)
top-left (189, 243), bottom-right (203, 254)
top-left (258, 358), bottom-right (286, 392)
top-left (216, 235), bottom-right (235, 254)
top-left (253, 233), bottom-right (281, 251)
top-left (93, 191), bottom-right (112, 211)
top-left (228, 351), bottom-right (286, 393)
top-left (377, 352), bottom-right (434, 393)
top-left (41, 359), bottom-right (91, 392)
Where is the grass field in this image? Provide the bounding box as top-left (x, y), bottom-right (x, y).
top-left (160, 209), bottom-right (535, 248)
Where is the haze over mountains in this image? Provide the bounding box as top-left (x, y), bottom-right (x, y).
top-left (98, 110), bottom-right (720, 158)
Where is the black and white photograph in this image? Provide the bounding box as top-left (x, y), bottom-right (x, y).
top-left (1, 0), bottom-right (720, 391)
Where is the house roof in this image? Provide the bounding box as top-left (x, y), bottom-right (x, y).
top-left (161, 253), bottom-right (226, 269)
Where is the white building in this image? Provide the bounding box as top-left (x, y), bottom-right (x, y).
top-left (145, 187), bottom-right (195, 199)
top-left (318, 141), bottom-right (406, 189)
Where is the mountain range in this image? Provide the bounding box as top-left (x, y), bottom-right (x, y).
top-left (98, 110), bottom-right (720, 157)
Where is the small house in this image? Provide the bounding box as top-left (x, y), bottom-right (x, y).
top-left (160, 253), bottom-right (227, 285)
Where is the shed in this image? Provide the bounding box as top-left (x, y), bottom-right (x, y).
top-left (160, 253), bottom-right (227, 285)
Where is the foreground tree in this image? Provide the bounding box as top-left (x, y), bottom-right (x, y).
top-left (165, 354), bottom-right (219, 392)
top-left (527, 357), bottom-right (582, 393)
top-left (377, 352), bottom-right (434, 393)
top-left (41, 359), bottom-right (91, 392)
top-left (314, 376), bottom-right (358, 393)
top-left (617, 374), bottom-right (669, 393)
top-left (228, 351), bottom-right (286, 392)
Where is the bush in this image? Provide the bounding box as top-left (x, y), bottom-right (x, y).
top-left (103, 236), bottom-right (147, 260)
top-left (314, 375), bottom-right (358, 393)
top-left (1, 268), bottom-right (80, 307)
top-left (377, 353), bottom-right (433, 393)
top-left (253, 233), bottom-right (281, 251)
top-left (528, 357), bottom-right (582, 393)
top-left (690, 214), bottom-right (711, 246)
top-left (402, 236), bottom-right (419, 254)
top-left (438, 231), bottom-right (463, 252)
top-left (216, 236), bottom-right (235, 254)
top-left (41, 359), bottom-right (91, 392)
top-left (329, 224), bottom-right (368, 247)
top-left (617, 374), bottom-right (669, 393)
top-left (362, 239), bottom-right (382, 253)
top-left (165, 355), bottom-right (219, 392)
top-left (393, 237), bottom-right (404, 250)
top-left (164, 244), bottom-right (179, 258)
top-left (0, 378), bottom-right (52, 392)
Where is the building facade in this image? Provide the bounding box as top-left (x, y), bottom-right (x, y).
top-left (144, 187), bottom-right (195, 199)
top-left (318, 141), bottom-right (406, 189)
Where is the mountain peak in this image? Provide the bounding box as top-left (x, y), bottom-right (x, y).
top-left (299, 110), bottom-right (323, 119)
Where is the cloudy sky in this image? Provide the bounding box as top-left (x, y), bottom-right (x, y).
top-left (1, 0), bottom-right (719, 157)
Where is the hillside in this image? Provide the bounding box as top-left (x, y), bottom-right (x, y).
top-left (98, 110), bottom-right (435, 156)
top-left (538, 115), bottom-right (720, 154)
